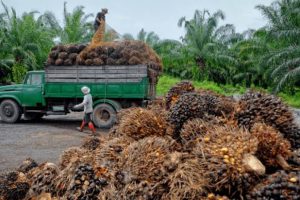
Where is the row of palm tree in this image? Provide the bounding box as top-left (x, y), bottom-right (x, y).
top-left (155, 0), bottom-right (300, 93)
top-left (0, 0), bottom-right (299, 94)
top-left (0, 2), bottom-right (93, 83)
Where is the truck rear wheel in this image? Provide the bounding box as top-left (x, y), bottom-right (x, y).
top-left (0, 99), bottom-right (21, 123)
top-left (93, 103), bottom-right (117, 128)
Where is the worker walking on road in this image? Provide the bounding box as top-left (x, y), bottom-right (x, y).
top-left (74, 86), bottom-right (96, 135)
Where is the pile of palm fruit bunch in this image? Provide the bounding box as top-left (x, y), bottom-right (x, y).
top-left (2, 82), bottom-right (300, 200)
top-left (165, 80), bottom-right (195, 110)
top-left (0, 158), bottom-right (37, 200)
top-left (47, 44), bottom-right (87, 66)
top-left (114, 107), bottom-right (172, 140)
top-left (250, 123), bottom-right (292, 170)
top-left (235, 90), bottom-right (300, 148)
top-left (46, 40), bottom-right (162, 84)
top-left (246, 170), bottom-right (300, 199)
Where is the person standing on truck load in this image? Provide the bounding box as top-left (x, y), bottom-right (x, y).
top-left (74, 86), bottom-right (96, 135)
top-left (94, 8), bottom-right (108, 32)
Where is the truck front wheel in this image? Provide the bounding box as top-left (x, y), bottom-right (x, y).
top-left (93, 103), bottom-right (117, 128)
top-left (0, 99), bottom-right (21, 123)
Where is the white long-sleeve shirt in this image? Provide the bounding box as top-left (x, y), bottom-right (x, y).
top-left (75, 94), bottom-right (93, 113)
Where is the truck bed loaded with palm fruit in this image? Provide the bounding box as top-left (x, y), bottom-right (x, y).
top-left (0, 11), bottom-right (162, 128)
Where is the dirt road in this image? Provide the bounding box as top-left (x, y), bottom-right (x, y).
top-left (0, 112), bottom-right (107, 172)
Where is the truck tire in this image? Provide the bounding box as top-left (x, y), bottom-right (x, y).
top-left (0, 99), bottom-right (21, 123)
top-left (93, 103), bottom-right (117, 129)
top-left (24, 113), bottom-right (44, 121)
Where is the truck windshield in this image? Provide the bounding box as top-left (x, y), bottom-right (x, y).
top-left (25, 74), bottom-right (42, 85)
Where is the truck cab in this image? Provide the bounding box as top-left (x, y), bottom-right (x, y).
top-left (0, 71), bottom-right (45, 123)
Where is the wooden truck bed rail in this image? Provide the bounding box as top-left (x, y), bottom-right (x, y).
top-left (45, 65), bottom-right (148, 83)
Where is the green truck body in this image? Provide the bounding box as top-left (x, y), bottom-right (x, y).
top-left (0, 65), bottom-right (155, 128)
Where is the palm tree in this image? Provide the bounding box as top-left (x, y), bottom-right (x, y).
top-left (121, 29), bottom-right (160, 47)
top-left (178, 10), bottom-right (238, 83)
top-left (137, 28), bottom-right (160, 47)
top-left (153, 39), bottom-right (197, 79)
top-left (0, 2), bottom-right (55, 82)
top-left (61, 2), bottom-right (94, 44)
top-left (40, 2), bottom-right (94, 44)
top-left (231, 29), bottom-right (269, 87)
top-left (256, 0), bottom-right (300, 93)
top-left (122, 33), bottom-right (135, 40)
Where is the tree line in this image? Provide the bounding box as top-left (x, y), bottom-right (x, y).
top-left (0, 0), bottom-right (299, 94)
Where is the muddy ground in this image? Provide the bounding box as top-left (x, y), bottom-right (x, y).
top-left (0, 112), bottom-right (108, 172)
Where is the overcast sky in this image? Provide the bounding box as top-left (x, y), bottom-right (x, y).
top-left (2, 0), bottom-right (274, 40)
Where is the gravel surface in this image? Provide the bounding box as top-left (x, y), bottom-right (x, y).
top-left (0, 112), bottom-right (108, 172)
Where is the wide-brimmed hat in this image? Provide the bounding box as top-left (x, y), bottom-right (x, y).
top-left (81, 86), bottom-right (90, 94)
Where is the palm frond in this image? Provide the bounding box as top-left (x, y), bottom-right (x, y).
top-left (272, 57), bottom-right (300, 77)
top-left (275, 66), bottom-right (300, 92)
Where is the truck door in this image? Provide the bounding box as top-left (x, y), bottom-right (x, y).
top-left (22, 73), bottom-right (44, 107)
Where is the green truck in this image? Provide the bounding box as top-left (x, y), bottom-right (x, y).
top-left (0, 65), bottom-right (156, 128)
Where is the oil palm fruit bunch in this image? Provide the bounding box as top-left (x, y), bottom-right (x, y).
top-left (116, 108), bottom-right (169, 140)
top-left (17, 158), bottom-right (38, 173)
top-left (192, 125), bottom-right (264, 197)
top-left (116, 136), bottom-right (179, 199)
top-left (3, 182), bottom-right (30, 200)
top-left (246, 170), bottom-right (300, 199)
top-left (251, 123), bottom-right (292, 169)
top-left (179, 118), bottom-right (225, 151)
top-left (288, 148), bottom-right (300, 166)
top-left (51, 160), bottom-right (80, 198)
top-left (165, 81), bottom-right (195, 110)
top-left (204, 193), bottom-right (230, 200)
top-left (81, 137), bottom-right (102, 151)
top-left (235, 91), bottom-right (300, 148)
top-left (0, 171), bottom-right (19, 184)
top-left (146, 97), bottom-right (169, 120)
top-left (167, 92), bottom-right (224, 138)
top-left (26, 162), bottom-right (59, 197)
top-left (163, 158), bottom-right (207, 200)
top-left (95, 136), bottom-right (134, 170)
top-left (196, 89), bottom-right (236, 117)
top-left (59, 147), bottom-right (88, 170)
top-left (0, 171), bottom-right (29, 200)
top-left (64, 164), bottom-right (106, 200)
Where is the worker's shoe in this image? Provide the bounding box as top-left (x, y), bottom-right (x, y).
top-left (77, 121), bottom-right (85, 132)
top-left (88, 122), bottom-right (96, 134)
top-left (76, 127), bottom-right (83, 132)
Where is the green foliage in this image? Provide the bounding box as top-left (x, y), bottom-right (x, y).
top-left (12, 63), bottom-right (27, 83)
top-left (60, 2), bottom-right (93, 44)
top-left (0, 2), bottom-right (54, 70)
top-left (278, 90), bottom-right (300, 108)
top-left (256, 0), bottom-right (300, 93)
top-left (157, 74), bottom-right (245, 96)
top-left (122, 29), bottom-right (160, 47)
top-left (0, 1), bottom-right (94, 82)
